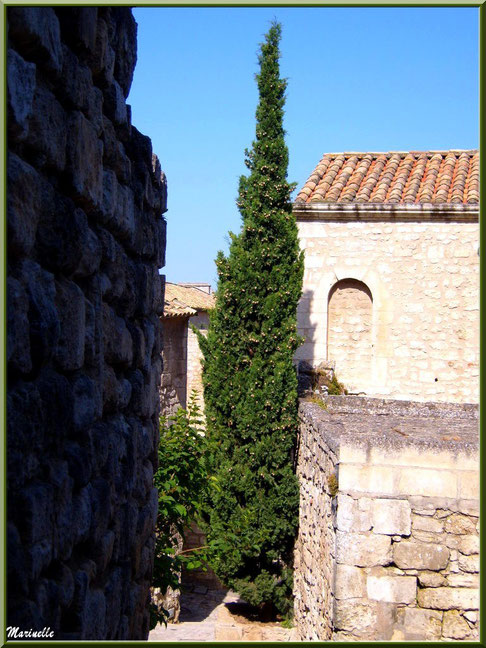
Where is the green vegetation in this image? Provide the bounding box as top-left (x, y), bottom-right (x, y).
top-left (150, 394), bottom-right (209, 627)
top-left (198, 22), bottom-right (304, 617)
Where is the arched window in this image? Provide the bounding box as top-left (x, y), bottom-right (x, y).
top-left (327, 279), bottom-right (373, 391)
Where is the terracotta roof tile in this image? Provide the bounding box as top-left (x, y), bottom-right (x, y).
top-left (164, 283), bottom-right (215, 318)
top-left (296, 150), bottom-right (479, 206)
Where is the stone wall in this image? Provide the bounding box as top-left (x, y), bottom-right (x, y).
top-left (295, 219), bottom-right (479, 403)
top-left (295, 397), bottom-right (479, 642)
top-left (160, 317), bottom-right (188, 415)
top-left (7, 7), bottom-right (167, 640)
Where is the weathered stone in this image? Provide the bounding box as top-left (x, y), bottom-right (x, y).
top-left (372, 499), bottom-right (411, 535)
top-left (393, 541), bottom-right (449, 571)
top-left (446, 572), bottom-right (479, 588)
top-left (7, 277), bottom-right (32, 374)
top-left (104, 79), bottom-right (127, 125)
top-left (393, 607), bottom-right (442, 641)
top-left (334, 564), bottom-right (366, 599)
top-left (7, 49), bottom-right (36, 141)
top-left (457, 553), bottom-right (479, 573)
top-left (336, 494), bottom-right (371, 532)
top-left (412, 514), bottom-right (443, 533)
top-left (54, 278), bottom-right (86, 371)
top-left (27, 83), bottom-right (67, 171)
top-left (444, 513), bottom-right (476, 535)
top-left (333, 600), bottom-right (379, 633)
top-left (442, 610), bottom-right (472, 639)
top-left (458, 534), bottom-right (479, 555)
top-left (417, 587), bottom-right (479, 610)
top-left (72, 373), bottom-right (102, 431)
top-left (56, 8), bottom-right (98, 57)
top-left (336, 531), bottom-right (392, 567)
top-left (417, 571), bottom-right (446, 587)
top-left (66, 111), bottom-right (103, 211)
top-left (102, 303), bottom-right (133, 367)
top-left (367, 573), bottom-right (416, 603)
top-left (8, 7), bottom-right (63, 75)
top-left (8, 154), bottom-right (41, 258)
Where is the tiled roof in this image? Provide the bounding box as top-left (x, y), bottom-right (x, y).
top-left (164, 282), bottom-right (215, 318)
top-left (295, 150), bottom-right (479, 206)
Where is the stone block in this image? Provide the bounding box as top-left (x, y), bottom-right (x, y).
top-left (56, 8), bottom-right (98, 57)
top-left (397, 468), bottom-right (457, 498)
top-left (334, 564), bottom-right (366, 599)
top-left (412, 514), bottom-right (443, 533)
top-left (104, 79), bottom-right (127, 125)
top-left (444, 513), bottom-right (476, 535)
top-left (28, 83), bottom-right (67, 171)
top-left (457, 553), bottom-right (479, 573)
top-left (8, 7), bottom-right (63, 76)
top-left (336, 531), bottom-right (392, 567)
top-left (418, 571), bottom-right (446, 588)
top-left (458, 470), bottom-right (479, 501)
top-left (215, 626), bottom-right (243, 641)
top-left (442, 610), bottom-right (473, 639)
top-left (393, 607), bottom-right (442, 641)
top-left (7, 49), bottom-right (36, 141)
top-left (102, 303), bottom-right (134, 367)
top-left (336, 494), bottom-right (371, 532)
top-left (367, 573), bottom-right (416, 604)
top-left (417, 587), bottom-right (479, 610)
top-left (7, 153), bottom-right (41, 258)
top-left (458, 534), bottom-right (479, 555)
top-left (338, 464), bottom-right (395, 495)
top-left (393, 541), bottom-right (449, 571)
top-left (372, 499), bottom-right (411, 535)
top-left (54, 278), bottom-right (86, 371)
top-left (446, 573), bottom-right (479, 588)
top-left (72, 373), bottom-right (102, 431)
top-left (66, 111), bottom-right (103, 211)
top-left (7, 277), bottom-right (32, 374)
top-left (333, 600), bottom-right (380, 634)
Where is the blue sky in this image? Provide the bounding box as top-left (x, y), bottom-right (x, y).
top-left (127, 7), bottom-right (479, 288)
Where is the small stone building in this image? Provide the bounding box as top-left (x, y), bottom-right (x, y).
top-left (160, 282), bottom-right (214, 416)
top-left (293, 150), bottom-right (479, 403)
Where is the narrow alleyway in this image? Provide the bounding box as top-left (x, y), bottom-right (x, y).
top-left (149, 586), bottom-right (297, 642)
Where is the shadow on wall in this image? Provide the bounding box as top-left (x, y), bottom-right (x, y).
top-left (297, 289), bottom-right (317, 367)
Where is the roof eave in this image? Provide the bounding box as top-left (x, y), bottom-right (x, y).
top-left (293, 202), bottom-right (479, 222)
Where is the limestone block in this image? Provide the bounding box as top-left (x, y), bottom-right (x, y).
top-left (444, 513), bottom-right (477, 535)
top-left (336, 494), bottom-right (371, 532)
top-left (458, 471), bottom-right (479, 500)
top-left (367, 573), bottom-right (417, 604)
top-left (393, 541), bottom-right (449, 571)
top-left (338, 464), bottom-right (395, 495)
top-left (418, 571), bottom-right (446, 588)
top-left (7, 49), bottom-right (36, 141)
top-left (334, 564), bottom-right (367, 599)
top-left (446, 573), bottom-right (479, 588)
top-left (336, 531), bottom-right (392, 567)
top-left (457, 553), bottom-right (479, 573)
top-left (417, 587), bottom-right (479, 610)
top-left (458, 535), bottom-right (479, 555)
top-left (333, 600), bottom-right (378, 633)
top-left (398, 468), bottom-right (457, 498)
top-left (412, 514), bottom-right (443, 533)
top-left (393, 607), bottom-right (442, 641)
top-left (442, 610), bottom-right (472, 639)
top-left (372, 499), bottom-right (411, 535)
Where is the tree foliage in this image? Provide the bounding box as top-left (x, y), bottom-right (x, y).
top-left (199, 22), bottom-right (304, 616)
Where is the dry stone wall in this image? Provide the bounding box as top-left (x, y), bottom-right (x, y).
top-left (7, 7), bottom-right (167, 640)
top-left (295, 397), bottom-right (479, 642)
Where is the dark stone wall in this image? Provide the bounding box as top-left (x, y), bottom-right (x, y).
top-left (7, 7), bottom-right (167, 640)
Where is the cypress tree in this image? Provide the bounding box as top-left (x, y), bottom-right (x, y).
top-left (199, 22), bottom-right (304, 616)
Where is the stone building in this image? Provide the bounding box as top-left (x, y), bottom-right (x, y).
top-left (160, 282), bottom-right (214, 416)
top-left (293, 150), bottom-right (479, 404)
top-left (7, 7), bottom-right (166, 640)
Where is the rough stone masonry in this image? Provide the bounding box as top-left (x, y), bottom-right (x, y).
top-left (7, 7), bottom-right (167, 639)
top-left (294, 397), bottom-right (479, 642)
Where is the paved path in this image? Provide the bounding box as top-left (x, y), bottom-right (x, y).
top-left (149, 587), bottom-right (296, 642)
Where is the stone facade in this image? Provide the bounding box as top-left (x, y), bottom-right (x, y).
top-left (7, 7), bottom-right (166, 639)
top-left (294, 398), bottom-right (479, 641)
top-left (294, 216), bottom-right (479, 403)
